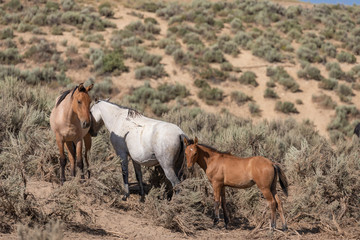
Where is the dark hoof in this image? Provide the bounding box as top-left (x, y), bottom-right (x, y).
top-left (213, 218), bottom-right (219, 226)
top-left (81, 175), bottom-right (85, 180)
top-left (140, 196), bottom-right (145, 203)
top-left (224, 224), bottom-right (228, 230)
top-left (282, 226), bottom-right (288, 232)
top-left (87, 170), bottom-right (91, 179)
top-left (60, 178), bottom-right (65, 185)
top-left (122, 194), bottom-right (129, 201)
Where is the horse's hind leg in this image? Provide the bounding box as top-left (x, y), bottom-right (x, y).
top-left (273, 192), bottom-right (287, 231)
top-left (75, 140), bottom-right (85, 179)
top-left (132, 160), bottom-right (145, 202)
top-left (261, 188), bottom-right (277, 230)
top-left (212, 182), bottom-right (222, 226)
top-left (56, 134), bottom-right (66, 184)
top-left (83, 133), bottom-right (91, 179)
top-left (221, 186), bottom-right (229, 229)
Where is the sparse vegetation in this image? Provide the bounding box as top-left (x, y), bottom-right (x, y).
top-left (267, 66), bottom-right (300, 92)
top-left (239, 71), bottom-right (258, 87)
top-left (275, 101), bottom-right (299, 114)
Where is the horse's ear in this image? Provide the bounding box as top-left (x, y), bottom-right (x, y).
top-left (95, 97), bottom-right (99, 102)
top-left (105, 97), bottom-right (111, 102)
top-left (78, 83), bottom-right (85, 92)
top-left (86, 83), bottom-right (94, 92)
top-left (194, 137), bottom-right (198, 145)
top-left (184, 138), bottom-right (189, 146)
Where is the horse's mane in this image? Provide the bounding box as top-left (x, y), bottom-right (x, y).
top-left (102, 101), bottom-right (142, 118)
top-left (198, 143), bottom-right (230, 155)
top-left (56, 85), bottom-right (87, 107)
top-left (56, 89), bottom-right (71, 107)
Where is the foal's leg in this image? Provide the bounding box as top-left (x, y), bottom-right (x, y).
top-left (212, 182), bottom-right (222, 226)
top-left (221, 186), bottom-right (229, 229)
top-left (75, 140), bottom-right (85, 179)
top-left (83, 133), bottom-right (91, 179)
top-left (56, 134), bottom-right (66, 184)
top-left (274, 193), bottom-right (287, 231)
top-left (261, 188), bottom-right (277, 230)
top-left (132, 160), bottom-right (145, 202)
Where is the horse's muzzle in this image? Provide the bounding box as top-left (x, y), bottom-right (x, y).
top-left (82, 121), bottom-right (90, 129)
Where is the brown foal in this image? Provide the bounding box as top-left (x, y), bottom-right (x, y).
top-left (184, 137), bottom-right (288, 231)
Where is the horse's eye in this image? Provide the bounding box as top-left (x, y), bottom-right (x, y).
top-left (78, 100), bottom-right (81, 104)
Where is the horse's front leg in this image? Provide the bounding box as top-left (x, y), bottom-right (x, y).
top-left (212, 182), bottom-right (222, 226)
top-left (83, 133), bottom-right (91, 179)
top-left (221, 186), bottom-right (229, 229)
top-left (65, 141), bottom-right (76, 178)
top-left (75, 140), bottom-right (85, 179)
top-left (56, 135), bottom-right (66, 185)
top-left (132, 160), bottom-right (145, 202)
top-left (119, 152), bottom-right (130, 201)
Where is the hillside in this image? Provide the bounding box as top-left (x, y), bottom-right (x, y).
top-left (0, 0), bottom-right (360, 239)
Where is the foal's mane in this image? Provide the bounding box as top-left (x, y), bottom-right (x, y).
top-left (102, 101), bottom-right (142, 118)
top-left (198, 143), bottom-right (230, 155)
top-left (56, 85), bottom-right (88, 107)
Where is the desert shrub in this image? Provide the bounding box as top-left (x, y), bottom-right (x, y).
top-left (0, 48), bottom-right (21, 64)
top-left (31, 12), bottom-right (47, 26)
top-left (0, 27), bottom-right (14, 39)
top-left (296, 46), bottom-right (323, 63)
top-left (326, 62), bottom-right (345, 80)
top-left (172, 49), bottom-right (188, 65)
top-left (251, 37), bottom-right (283, 62)
top-left (102, 51), bottom-right (128, 75)
top-left (231, 91), bottom-right (252, 105)
top-left (134, 65), bottom-right (167, 80)
top-left (336, 51), bottom-right (356, 64)
top-left (239, 71), bottom-right (258, 87)
top-left (17, 221), bottom-right (63, 240)
top-left (51, 25), bottom-right (64, 35)
top-left (198, 87), bottom-right (224, 105)
top-left (144, 17), bottom-right (158, 25)
top-left (322, 42), bottom-right (337, 58)
top-left (220, 62), bottom-right (233, 72)
top-left (233, 31), bottom-right (252, 49)
top-left (199, 68), bottom-right (228, 83)
top-left (318, 78), bottom-right (338, 90)
top-left (139, 2), bottom-right (164, 13)
top-left (297, 65), bottom-right (323, 81)
top-left (99, 2), bottom-right (114, 18)
top-left (86, 77), bottom-right (113, 98)
top-left (248, 102), bottom-right (261, 116)
top-left (202, 47), bottom-right (225, 63)
top-left (275, 101), bottom-right (298, 114)
top-left (220, 41), bottom-right (239, 56)
top-left (81, 33), bottom-right (104, 43)
top-left (328, 105), bottom-right (359, 140)
top-left (17, 23), bottom-right (35, 33)
top-left (312, 93), bottom-right (337, 109)
top-left (111, 29), bottom-right (143, 49)
top-left (23, 40), bottom-right (57, 63)
top-left (264, 88), bottom-right (279, 98)
top-left (266, 66), bottom-right (300, 92)
top-left (194, 79), bottom-right (210, 89)
top-left (65, 45), bottom-right (78, 56)
top-left (337, 83), bottom-right (353, 103)
top-left (230, 18), bottom-right (243, 31)
top-left (287, 29), bottom-right (302, 40)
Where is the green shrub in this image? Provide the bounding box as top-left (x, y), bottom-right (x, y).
top-left (275, 101), bottom-right (299, 114)
top-left (0, 48), bottom-right (22, 64)
top-left (234, 31), bottom-right (252, 49)
top-left (230, 18), bottom-right (243, 31)
top-left (139, 2), bottom-right (164, 13)
top-left (134, 65), bottom-right (167, 80)
top-left (322, 42), bottom-right (337, 58)
top-left (0, 27), bottom-right (14, 39)
top-left (202, 47), bottom-right (225, 63)
top-left (51, 26), bottom-right (63, 35)
top-left (266, 66), bottom-right (299, 92)
top-left (99, 2), bottom-right (114, 18)
top-left (24, 41), bottom-right (57, 63)
top-left (336, 51), bottom-right (356, 64)
top-left (318, 78), bottom-right (338, 90)
top-left (248, 102), bottom-right (261, 116)
top-left (198, 87), bottom-right (224, 105)
top-left (220, 62), bottom-right (233, 72)
top-left (172, 49), bottom-right (188, 65)
top-left (102, 51), bottom-right (128, 75)
top-left (231, 91), bottom-right (252, 105)
top-left (199, 68), bottom-right (228, 83)
top-left (194, 79), bottom-right (210, 89)
top-left (312, 93), bottom-right (337, 109)
top-left (328, 105), bottom-right (359, 140)
top-left (239, 71), bottom-right (258, 87)
top-left (296, 46), bottom-right (323, 63)
top-left (264, 88), bottom-right (279, 98)
top-left (82, 33), bottom-right (104, 43)
top-left (297, 65), bottom-right (323, 81)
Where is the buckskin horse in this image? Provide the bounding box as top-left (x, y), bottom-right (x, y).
top-left (184, 137), bottom-right (288, 231)
top-left (50, 83), bottom-right (93, 184)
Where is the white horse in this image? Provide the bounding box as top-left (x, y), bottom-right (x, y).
top-left (90, 100), bottom-right (188, 201)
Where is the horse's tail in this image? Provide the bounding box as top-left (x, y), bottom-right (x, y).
top-left (274, 164), bottom-right (288, 197)
top-left (176, 134), bottom-right (190, 181)
top-left (354, 122), bottom-right (360, 137)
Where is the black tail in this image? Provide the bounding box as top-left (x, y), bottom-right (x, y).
top-left (354, 123), bottom-right (360, 137)
top-left (175, 134), bottom-right (190, 181)
top-left (274, 164), bottom-right (288, 197)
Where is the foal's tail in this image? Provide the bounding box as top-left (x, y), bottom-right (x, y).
top-left (274, 164), bottom-right (289, 197)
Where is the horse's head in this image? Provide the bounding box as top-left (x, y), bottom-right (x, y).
top-left (184, 137), bottom-right (199, 169)
top-left (72, 83), bottom-right (94, 129)
top-left (89, 99), bottom-right (105, 137)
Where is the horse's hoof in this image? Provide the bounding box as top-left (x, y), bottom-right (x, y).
top-left (87, 170), bottom-right (91, 179)
top-left (213, 218), bottom-right (219, 226)
top-left (140, 196), bottom-right (145, 203)
top-left (282, 226), bottom-right (288, 232)
top-left (122, 194), bottom-right (129, 201)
